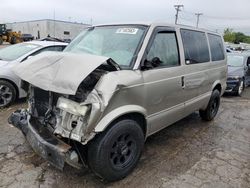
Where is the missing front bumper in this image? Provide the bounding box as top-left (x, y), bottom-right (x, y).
top-left (8, 110), bottom-right (72, 170)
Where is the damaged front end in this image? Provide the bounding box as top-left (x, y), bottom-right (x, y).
top-left (8, 109), bottom-right (72, 170)
top-left (9, 52), bottom-right (120, 170)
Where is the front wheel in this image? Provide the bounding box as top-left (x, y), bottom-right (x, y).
top-left (0, 80), bottom-right (16, 108)
top-left (88, 119), bottom-right (144, 182)
top-left (199, 89), bottom-right (221, 121)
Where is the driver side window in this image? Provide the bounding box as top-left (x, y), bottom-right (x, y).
top-left (147, 32), bottom-right (179, 68)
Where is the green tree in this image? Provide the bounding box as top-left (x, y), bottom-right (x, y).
top-left (243, 36), bottom-right (250, 44)
top-left (234, 32), bottom-right (245, 44)
top-left (223, 28), bottom-right (235, 43)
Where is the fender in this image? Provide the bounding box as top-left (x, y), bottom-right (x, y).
top-left (211, 80), bottom-right (225, 94)
top-left (94, 105), bottom-right (147, 132)
top-left (0, 74), bottom-right (26, 98)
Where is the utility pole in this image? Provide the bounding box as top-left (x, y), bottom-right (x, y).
top-left (195, 13), bottom-right (203, 28)
top-left (174, 5), bottom-right (184, 24)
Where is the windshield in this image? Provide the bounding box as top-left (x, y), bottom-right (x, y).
top-left (227, 55), bottom-right (244, 67)
top-left (0, 43), bottom-right (40, 61)
top-left (64, 25), bottom-right (147, 68)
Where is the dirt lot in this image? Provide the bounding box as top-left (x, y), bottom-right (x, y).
top-left (0, 88), bottom-right (249, 188)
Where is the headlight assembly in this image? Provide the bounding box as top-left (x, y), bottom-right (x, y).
top-left (57, 97), bottom-right (89, 116)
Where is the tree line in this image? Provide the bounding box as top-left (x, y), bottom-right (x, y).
top-left (224, 28), bottom-right (250, 44)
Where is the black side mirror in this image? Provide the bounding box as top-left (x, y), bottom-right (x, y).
top-left (151, 57), bottom-right (162, 67)
top-left (142, 57), bottom-right (162, 70)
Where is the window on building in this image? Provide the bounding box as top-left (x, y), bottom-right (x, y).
top-left (64, 31), bottom-right (70, 35)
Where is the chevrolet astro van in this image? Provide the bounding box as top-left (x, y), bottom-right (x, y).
top-left (9, 23), bottom-right (227, 181)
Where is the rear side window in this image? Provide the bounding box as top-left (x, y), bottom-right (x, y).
top-left (181, 29), bottom-right (210, 64)
top-left (208, 34), bottom-right (225, 61)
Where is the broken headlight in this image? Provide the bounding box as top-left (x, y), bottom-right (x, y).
top-left (57, 97), bottom-right (88, 116)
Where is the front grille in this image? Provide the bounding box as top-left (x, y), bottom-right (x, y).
top-left (33, 88), bottom-right (50, 116)
top-left (31, 87), bottom-right (62, 117)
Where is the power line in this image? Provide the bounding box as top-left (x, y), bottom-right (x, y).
top-left (174, 5), bottom-right (184, 24)
top-left (182, 10), bottom-right (250, 20)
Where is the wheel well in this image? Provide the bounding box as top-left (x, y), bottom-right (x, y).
top-left (0, 78), bottom-right (19, 99)
top-left (213, 84), bottom-right (222, 94)
top-left (106, 112), bottom-right (147, 137)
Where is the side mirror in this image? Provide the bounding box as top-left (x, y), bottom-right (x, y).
top-left (151, 57), bottom-right (162, 67)
top-left (142, 57), bottom-right (162, 70)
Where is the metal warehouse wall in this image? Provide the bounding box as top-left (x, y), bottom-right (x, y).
top-left (6, 19), bottom-right (90, 40)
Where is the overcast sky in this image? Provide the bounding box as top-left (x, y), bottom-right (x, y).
top-left (1, 0), bottom-right (250, 34)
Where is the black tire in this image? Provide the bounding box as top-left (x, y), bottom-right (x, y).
top-left (236, 79), bottom-right (244, 96)
top-left (0, 37), bottom-right (3, 45)
top-left (199, 89), bottom-right (220, 121)
top-left (88, 119), bottom-right (144, 182)
top-left (0, 80), bottom-right (17, 108)
top-left (10, 36), bottom-right (16, 44)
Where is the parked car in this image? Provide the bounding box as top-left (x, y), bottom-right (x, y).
top-left (9, 23), bottom-right (227, 181)
top-left (0, 41), bottom-right (67, 107)
top-left (226, 47), bottom-right (234, 53)
top-left (39, 37), bottom-right (64, 42)
top-left (21, 34), bottom-right (34, 41)
top-left (225, 53), bottom-right (250, 95)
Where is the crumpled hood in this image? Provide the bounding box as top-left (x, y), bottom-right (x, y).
top-left (228, 66), bottom-right (244, 77)
top-left (13, 52), bottom-right (109, 95)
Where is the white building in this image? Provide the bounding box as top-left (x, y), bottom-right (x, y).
top-left (6, 19), bottom-right (90, 40)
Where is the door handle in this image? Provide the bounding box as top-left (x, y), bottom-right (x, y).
top-left (181, 76), bottom-right (185, 89)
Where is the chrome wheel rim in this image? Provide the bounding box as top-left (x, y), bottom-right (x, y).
top-left (0, 85), bottom-right (13, 107)
top-left (238, 80), bottom-right (244, 95)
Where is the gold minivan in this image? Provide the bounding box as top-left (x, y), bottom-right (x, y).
top-left (9, 22), bottom-right (227, 181)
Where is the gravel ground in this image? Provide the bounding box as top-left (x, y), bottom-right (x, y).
top-left (0, 89), bottom-right (250, 188)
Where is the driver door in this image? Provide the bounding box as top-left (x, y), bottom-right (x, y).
top-left (141, 27), bottom-right (186, 134)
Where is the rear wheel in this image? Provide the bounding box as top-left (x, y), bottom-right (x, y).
top-left (199, 89), bottom-right (220, 121)
top-left (88, 119), bottom-right (144, 182)
top-left (0, 80), bottom-right (16, 108)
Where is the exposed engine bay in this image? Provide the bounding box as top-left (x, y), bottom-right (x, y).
top-left (24, 60), bottom-right (119, 145)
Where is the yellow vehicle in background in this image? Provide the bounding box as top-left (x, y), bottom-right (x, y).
top-left (0, 24), bottom-right (23, 45)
